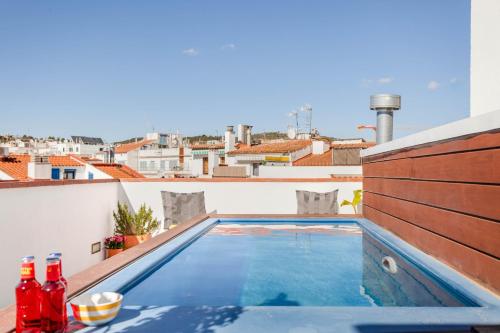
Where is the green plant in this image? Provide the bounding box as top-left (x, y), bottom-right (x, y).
top-left (340, 190), bottom-right (363, 214)
top-left (113, 202), bottom-right (135, 235)
top-left (132, 204), bottom-right (160, 235)
top-left (113, 202), bottom-right (159, 235)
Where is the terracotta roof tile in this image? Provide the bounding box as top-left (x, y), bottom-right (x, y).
top-left (48, 155), bottom-right (83, 167)
top-left (93, 163), bottom-right (145, 179)
top-left (114, 140), bottom-right (154, 154)
top-left (331, 142), bottom-right (375, 149)
top-left (0, 155), bottom-right (31, 180)
top-left (228, 140), bottom-right (311, 155)
top-left (293, 149), bottom-right (333, 166)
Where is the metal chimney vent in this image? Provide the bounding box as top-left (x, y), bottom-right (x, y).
top-left (0, 147), bottom-right (9, 157)
top-left (370, 94), bottom-right (401, 144)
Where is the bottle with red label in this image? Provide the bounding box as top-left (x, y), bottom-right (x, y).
top-left (48, 253), bottom-right (67, 327)
top-left (15, 256), bottom-right (41, 333)
top-left (41, 257), bottom-right (67, 332)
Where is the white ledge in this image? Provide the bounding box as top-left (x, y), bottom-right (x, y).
top-left (361, 110), bottom-right (500, 157)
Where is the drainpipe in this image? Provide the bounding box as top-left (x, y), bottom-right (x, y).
top-left (370, 94), bottom-right (401, 144)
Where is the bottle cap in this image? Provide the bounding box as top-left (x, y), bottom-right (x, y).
top-left (46, 256), bottom-right (60, 264)
top-left (21, 256), bottom-right (35, 263)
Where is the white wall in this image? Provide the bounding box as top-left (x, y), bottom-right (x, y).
top-left (84, 164), bottom-right (113, 180)
top-left (470, 0), bottom-right (500, 116)
top-left (120, 180), bottom-right (362, 229)
top-left (258, 165), bottom-right (362, 178)
top-left (0, 169), bottom-right (14, 181)
top-left (191, 158), bottom-right (203, 177)
top-left (0, 182), bottom-right (122, 307)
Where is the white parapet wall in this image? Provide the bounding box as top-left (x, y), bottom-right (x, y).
top-left (471, 0), bottom-right (500, 117)
top-left (0, 181), bottom-right (122, 307)
top-left (120, 179), bottom-right (362, 229)
top-left (258, 165), bottom-right (362, 178)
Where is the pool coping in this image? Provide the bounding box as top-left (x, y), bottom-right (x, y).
top-left (0, 213), bottom-right (349, 332)
top-left (71, 217), bottom-right (500, 333)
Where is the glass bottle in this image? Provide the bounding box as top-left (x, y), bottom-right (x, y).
top-left (48, 253), bottom-right (68, 327)
top-left (15, 256), bottom-right (41, 333)
top-left (41, 257), bottom-right (67, 332)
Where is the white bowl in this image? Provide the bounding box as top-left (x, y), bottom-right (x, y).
top-left (70, 292), bottom-right (123, 326)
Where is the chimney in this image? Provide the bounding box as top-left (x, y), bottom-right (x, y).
top-left (237, 124), bottom-right (246, 143)
top-left (312, 140), bottom-right (328, 155)
top-left (224, 126), bottom-right (235, 152)
top-left (370, 94), bottom-right (401, 144)
top-left (28, 155), bottom-right (52, 179)
top-left (0, 146), bottom-right (9, 157)
top-left (246, 126), bottom-right (253, 146)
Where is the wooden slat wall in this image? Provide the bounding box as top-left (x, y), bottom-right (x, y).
top-left (363, 130), bottom-right (500, 294)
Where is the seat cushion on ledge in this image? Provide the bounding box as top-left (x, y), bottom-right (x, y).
top-left (296, 189), bottom-right (339, 214)
top-left (161, 191), bottom-right (207, 229)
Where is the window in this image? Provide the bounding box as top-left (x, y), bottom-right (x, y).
top-left (160, 160), bottom-right (166, 171)
top-left (88, 172), bottom-right (94, 180)
top-left (63, 169), bottom-right (76, 179)
top-left (332, 148), bottom-right (361, 165)
top-left (139, 161), bottom-right (147, 170)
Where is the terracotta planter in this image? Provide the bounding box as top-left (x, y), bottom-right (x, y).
top-left (124, 234), bottom-right (151, 249)
top-left (106, 248), bottom-right (124, 258)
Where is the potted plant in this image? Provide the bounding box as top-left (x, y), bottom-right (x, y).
top-left (104, 235), bottom-right (124, 258)
top-left (113, 202), bottom-right (159, 249)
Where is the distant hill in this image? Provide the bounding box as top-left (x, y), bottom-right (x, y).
top-left (252, 132), bottom-right (288, 141)
top-left (185, 134), bottom-right (221, 143)
top-left (113, 137), bottom-right (144, 145)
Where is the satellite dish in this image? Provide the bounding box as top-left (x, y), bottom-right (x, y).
top-left (287, 126), bottom-right (297, 139)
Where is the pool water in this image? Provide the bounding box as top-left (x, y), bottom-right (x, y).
top-left (121, 222), bottom-right (473, 307)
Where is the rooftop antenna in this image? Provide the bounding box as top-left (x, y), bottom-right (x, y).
top-left (288, 110), bottom-right (299, 129)
top-left (300, 104), bottom-right (313, 135)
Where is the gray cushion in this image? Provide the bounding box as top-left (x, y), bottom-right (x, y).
top-left (296, 189), bottom-right (339, 214)
top-left (161, 191), bottom-right (206, 229)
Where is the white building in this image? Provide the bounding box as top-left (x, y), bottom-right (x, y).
top-left (114, 133), bottom-right (192, 178)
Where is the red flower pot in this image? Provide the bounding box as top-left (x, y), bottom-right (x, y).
top-left (106, 248), bottom-right (124, 259)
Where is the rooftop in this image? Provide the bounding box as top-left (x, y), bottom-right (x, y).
top-left (48, 155), bottom-right (84, 167)
top-left (228, 140), bottom-right (311, 155)
top-left (0, 155), bottom-right (30, 180)
top-left (114, 140), bottom-right (154, 154)
top-left (293, 148), bottom-right (333, 166)
top-left (93, 163), bottom-right (145, 179)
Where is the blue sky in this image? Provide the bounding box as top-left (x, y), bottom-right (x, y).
top-left (0, 0), bottom-right (470, 142)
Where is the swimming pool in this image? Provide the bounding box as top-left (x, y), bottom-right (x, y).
top-left (73, 218), bottom-right (500, 332)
